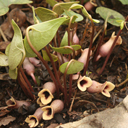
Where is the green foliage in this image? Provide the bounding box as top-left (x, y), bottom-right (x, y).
top-left (7, 20), bottom-right (25, 70)
top-left (24, 17), bottom-right (69, 56)
top-left (60, 31), bottom-right (69, 47)
top-left (96, 7), bottom-right (125, 27)
top-left (5, 20), bottom-right (25, 79)
top-left (119, 0), bottom-right (128, 5)
top-left (53, 1), bottom-right (79, 15)
top-left (42, 50), bottom-right (58, 62)
top-left (0, 52), bottom-right (8, 66)
top-left (59, 59), bottom-right (84, 74)
top-left (50, 44), bottom-right (81, 54)
top-left (46, 0), bottom-right (58, 7)
top-left (63, 10), bottom-right (83, 22)
top-left (35, 7), bottom-right (58, 22)
top-left (0, 0), bottom-right (32, 16)
top-left (69, 3), bottom-right (100, 23)
top-left (9, 68), bottom-right (17, 79)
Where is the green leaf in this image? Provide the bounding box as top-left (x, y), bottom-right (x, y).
top-left (35, 7), bottom-right (58, 22)
top-left (70, 4), bottom-right (100, 23)
top-left (8, 20), bottom-right (25, 70)
top-left (5, 43), bottom-right (11, 56)
top-left (63, 10), bottom-right (83, 22)
top-left (120, 21), bottom-right (125, 30)
top-left (24, 17), bottom-right (69, 55)
top-left (53, 1), bottom-right (79, 15)
top-left (50, 44), bottom-right (81, 54)
top-left (119, 0), bottom-right (128, 5)
top-left (59, 59), bottom-right (84, 74)
top-left (32, 6), bottom-right (38, 24)
top-left (42, 50), bottom-right (58, 62)
top-left (96, 7), bottom-right (125, 26)
top-left (9, 68), bottom-right (17, 79)
top-left (46, 0), bottom-right (58, 7)
top-left (61, 31), bottom-right (68, 47)
top-left (0, 0), bottom-right (32, 16)
top-left (0, 52), bottom-right (8, 66)
top-left (69, 3), bottom-right (83, 10)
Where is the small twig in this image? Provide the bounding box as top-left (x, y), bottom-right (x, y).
top-left (0, 26), bottom-right (8, 42)
top-left (69, 90), bottom-right (77, 112)
top-left (116, 78), bottom-right (128, 87)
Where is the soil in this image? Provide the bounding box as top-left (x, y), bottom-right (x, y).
top-left (0, 0), bottom-right (128, 128)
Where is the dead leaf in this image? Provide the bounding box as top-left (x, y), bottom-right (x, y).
top-left (0, 115), bottom-right (16, 126)
top-left (1, 8), bottom-right (26, 40)
top-left (0, 41), bottom-right (10, 52)
top-left (0, 73), bottom-right (10, 80)
top-left (0, 106), bottom-right (11, 117)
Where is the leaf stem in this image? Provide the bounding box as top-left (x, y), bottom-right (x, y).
top-left (26, 27), bottom-right (60, 97)
top-left (83, 18), bottom-right (94, 75)
top-left (98, 29), bottom-right (122, 75)
top-left (98, 16), bottom-right (128, 75)
top-left (93, 28), bottom-right (106, 63)
top-left (45, 46), bottom-right (64, 92)
top-left (68, 16), bottom-right (74, 46)
top-left (17, 70), bottom-right (34, 100)
top-left (93, 13), bottom-right (109, 63)
top-left (68, 74), bottom-right (73, 105)
top-left (63, 59), bottom-right (74, 106)
top-left (19, 67), bottom-right (34, 92)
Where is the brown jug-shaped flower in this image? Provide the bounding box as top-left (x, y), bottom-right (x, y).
top-left (42, 99), bottom-right (64, 120)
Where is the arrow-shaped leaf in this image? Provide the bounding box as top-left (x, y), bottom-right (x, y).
top-left (63, 10), bottom-right (83, 22)
top-left (60, 31), bottom-right (69, 47)
top-left (0, 52), bottom-right (8, 66)
top-left (59, 59), bottom-right (84, 74)
top-left (69, 3), bottom-right (100, 23)
top-left (9, 68), bottom-right (17, 79)
top-left (24, 17), bottom-right (69, 56)
top-left (119, 0), bottom-right (128, 5)
top-left (50, 44), bottom-right (81, 54)
top-left (96, 7), bottom-right (125, 26)
top-left (8, 20), bottom-right (25, 70)
top-left (0, 0), bottom-right (32, 16)
top-left (46, 0), bottom-right (58, 7)
top-left (42, 50), bottom-right (58, 62)
top-left (35, 7), bottom-right (58, 22)
top-left (53, 1), bottom-right (79, 15)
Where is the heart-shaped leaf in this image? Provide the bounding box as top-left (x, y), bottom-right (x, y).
top-left (42, 50), bottom-right (58, 62)
top-left (0, 0), bottom-right (32, 16)
top-left (24, 17), bottom-right (69, 56)
top-left (59, 59), bottom-right (84, 74)
top-left (9, 68), bottom-right (17, 79)
top-left (63, 10), bottom-right (83, 22)
top-left (119, 0), bottom-right (128, 5)
top-left (0, 52), bottom-right (8, 66)
top-left (60, 31), bottom-right (69, 47)
top-left (5, 43), bottom-right (10, 56)
top-left (69, 3), bottom-right (100, 23)
top-left (50, 44), bottom-right (81, 54)
top-left (35, 7), bottom-right (58, 22)
top-left (32, 6), bottom-right (38, 24)
top-left (96, 7), bottom-right (125, 26)
top-left (53, 1), bottom-right (79, 15)
top-left (8, 20), bottom-right (25, 70)
top-left (46, 0), bottom-right (58, 7)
